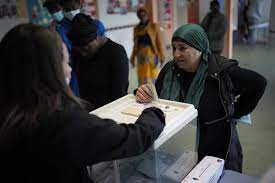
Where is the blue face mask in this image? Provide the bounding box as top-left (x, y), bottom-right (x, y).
top-left (52, 10), bottom-right (64, 22)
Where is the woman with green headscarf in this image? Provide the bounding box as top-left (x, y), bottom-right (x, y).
top-left (136, 24), bottom-right (266, 172)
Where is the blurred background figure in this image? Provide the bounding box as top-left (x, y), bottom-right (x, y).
top-left (246, 0), bottom-right (272, 45)
top-left (68, 13), bottom-right (129, 110)
top-left (130, 7), bottom-right (165, 85)
top-left (201, 0), bottom-right (227, 55)
top-left (269, 0), bottom-right (275, 47)
top-left (237, 0), bottom-right (249, 42)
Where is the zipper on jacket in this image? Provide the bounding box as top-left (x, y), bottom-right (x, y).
top-left (204, 74), bottom-right (228, 124)
top-left (209, 74), bottom-right (232, 162)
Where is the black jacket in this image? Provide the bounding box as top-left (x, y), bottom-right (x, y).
top-left (155, 54), bottom-right (266, 172)
top-left (0, 106), bottom-right (165, 183)
top-left (73, 39), bottom-right (129, 109)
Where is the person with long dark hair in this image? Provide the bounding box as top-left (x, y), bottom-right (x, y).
top-left (0, 24), bottom-right (165, 183)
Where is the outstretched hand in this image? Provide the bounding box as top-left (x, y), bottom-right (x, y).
top-left (136, 84), bottom-right (153, 103)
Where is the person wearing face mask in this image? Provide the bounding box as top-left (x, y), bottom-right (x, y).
top-left (60, 0), bottom-right (105, 36)
top-left (135, 24), bottom-right (267, 173)
top-left (130, 7), bottom-right (165, 85)
top-left (43, 1), bottom-right (64, 23)
top-left (201, 0), bottom-right (227, 55)
top-left (43, 0), bottom-right (80, 97)
top-left (48, 0), bottom-right (105, 97)
top-left (68, 13), bottom-right (129, 110)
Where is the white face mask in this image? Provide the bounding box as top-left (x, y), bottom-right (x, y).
top-left (65, 77), bottom-right (71, 85)
top-left (64, 9), bottom-right (80, 20)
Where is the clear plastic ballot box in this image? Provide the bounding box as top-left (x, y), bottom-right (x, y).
top-left (89, 94), bottom-right (198, 183)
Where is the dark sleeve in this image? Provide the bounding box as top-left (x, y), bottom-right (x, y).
top-left (200, 14), bottom-right (209, 30)
top-left (110, 44), bottom-right (129, 99)
top-left (155, 61), bottom-right (173, 96)
top-left (208, 15), bottom-right (227, 40)
top-left (57, 26), bottom-right (72, 54)
top-left (66, 107), bottom-right (165, 165)
top-left (229, 66), bottom-right (267, 118)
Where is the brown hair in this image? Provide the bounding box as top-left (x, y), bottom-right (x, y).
top-left (0, 24), bottom-right (83, 138)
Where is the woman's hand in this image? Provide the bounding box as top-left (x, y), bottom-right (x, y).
top-left (136, 84), bottom-right (153, 103)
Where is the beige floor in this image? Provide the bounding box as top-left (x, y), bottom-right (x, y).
top-left (128, 43), bottom-right (275, 177)
top-left (232, 43), bottom-right (275, 177)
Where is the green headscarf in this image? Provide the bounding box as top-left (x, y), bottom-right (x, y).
top-left (160, 24), bottom-right (210, 108)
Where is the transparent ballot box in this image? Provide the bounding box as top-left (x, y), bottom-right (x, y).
top-left (90, 94), bottom-right (198, 183)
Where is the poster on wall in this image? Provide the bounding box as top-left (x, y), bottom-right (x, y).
top-left (106, 0), bottom-right (145, 15)
top-left (27, 0), bottom-right (51, 26)
top-left (159, 0), bottom-right (173, 29)
top-left (0, 0), bottom-right (18, 19)
top-left (158, 0), bottom-right (174, 46)
top-left (0, 0), bottom-right (28, 19)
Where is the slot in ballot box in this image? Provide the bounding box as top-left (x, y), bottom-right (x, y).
top-left (90, 94), bottom-right (198, 183)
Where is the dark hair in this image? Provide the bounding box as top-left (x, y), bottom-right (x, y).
top-left (59, 0), bottom-right (80, 7)
top-left (0, 24), bottom-right (82, 137)
top-left (43, 1), bottom-right (62, 13)
top-left (137, 7), bottom-right (148, 17)
top-left (68, 13), bottom-right (98, 46)
top-left (210, 0), bottom-right (220, 7)
top-left (43, 0), bottom-right (60, 8)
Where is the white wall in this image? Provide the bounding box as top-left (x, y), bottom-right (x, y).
top-left (0, 18), bottom-right (27, 40)
top-left (269, 0), bottom-right (275, 47)
top-left (106, 27), bottom-right (134, 58)
top-left (176, 0), bottom-right (188, 28)
top-left (97, 0), bottom-right (139, 28)
top-left (270, 0), bottom-right (275, 31)
top-left (97, 0), bottom-right (140, 58)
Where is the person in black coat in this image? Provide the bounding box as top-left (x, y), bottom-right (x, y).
top-left (201, 0), bottom-right (227, 55)
top-left (135, 24), bottom-right (267, 172)
top-left (0, 24), bottom-right (165, 183)
top-left (68, 13), bottom-right (129, 109)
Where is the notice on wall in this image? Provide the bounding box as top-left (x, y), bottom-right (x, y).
top-left (98, 0), bottom-right (144, 28)
top-left (0, 0), bottom-right (17, 19)
top-left (0, 1), bottom-right (28, 39)
top-left (106, 0), bottom-right (145, 15)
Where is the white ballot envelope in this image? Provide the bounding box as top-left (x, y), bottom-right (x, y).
top-left (181, 156), bottom-right (224, 183)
